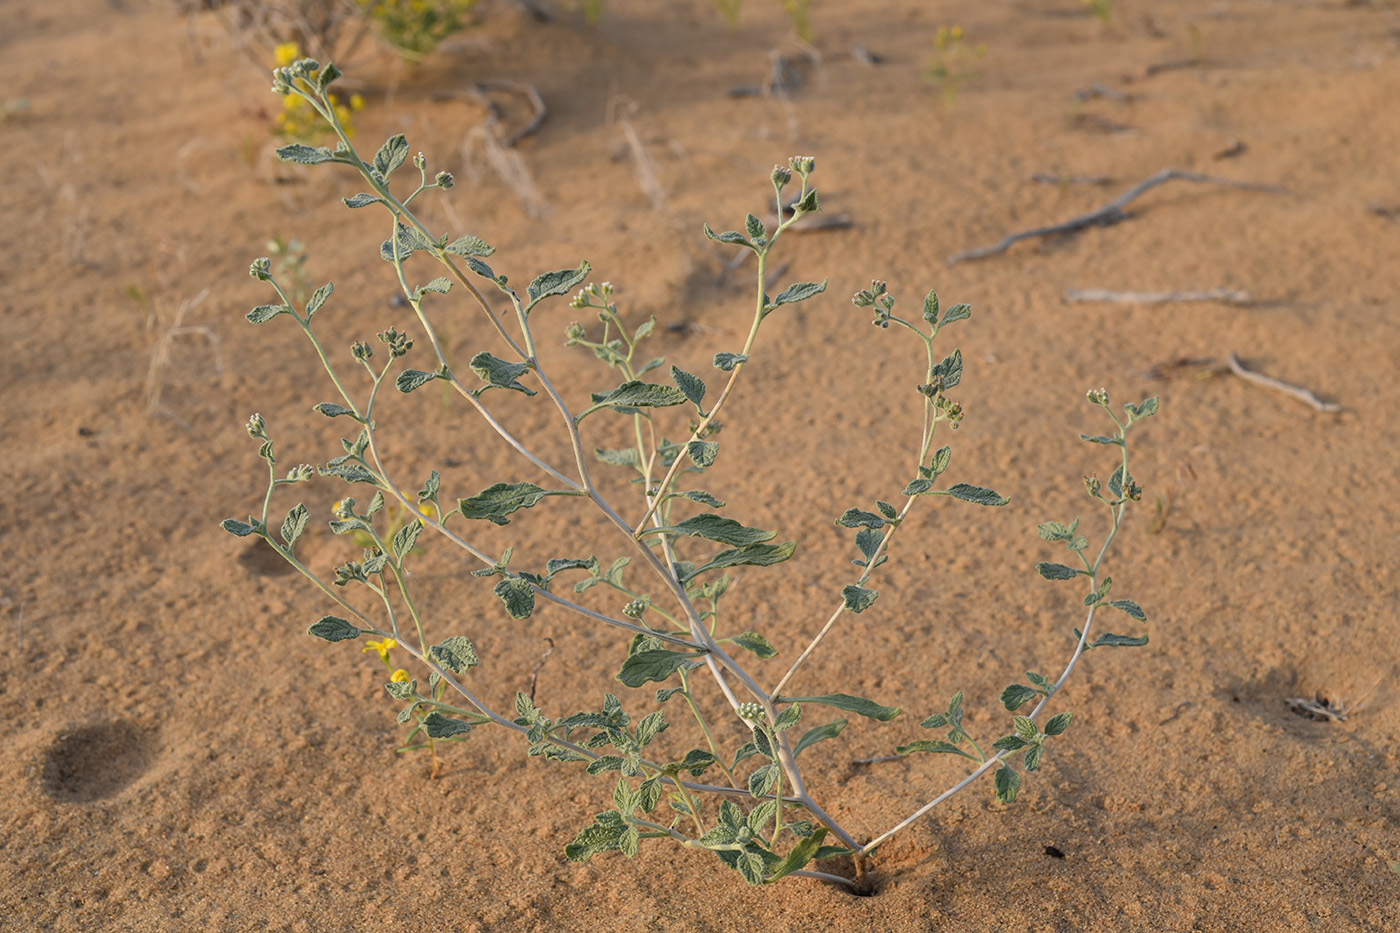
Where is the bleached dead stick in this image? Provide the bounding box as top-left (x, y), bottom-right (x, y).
top-left (1226, 353), bottom-right (1340, 413)
top-left (1065, 288), bottom-right (1251, 304)
top-left (947, 169), bottom-right (1286, 265)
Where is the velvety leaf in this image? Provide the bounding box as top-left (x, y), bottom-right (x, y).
top-left (713, 352), bottom-right (748, 371)
top-left (897, 739), bottom-right (979, 760)
top-left (423, 711), bottom-right (472, 738)
top-left (527, 261), bottom-right (591, 305)
top-left (683, 540), bottom-right (796, 580)
top-left (306, 282), bottom-right (333, 317)
top-left (1044, 712), bottom-right (1073, 736)
top-left (769, 279), bottom-right (827, 309)
top-left (596, 380), bottom-right (689, 409)
top-left (1037, 562), bottom-right (1081, 581)
top-left (671, 366), bottom-right (706, 409)
top-left (312, 402), bottom-right (356, 419)
top-left (783, 693), bottom-right (901, 721)
top-left (653, 514), bottom-right (775, 547)
top-left (307, 616), bottom-right (361, 642)
top-left (1108, 599), bottom-right (1147, 621)
top-left (392, 521), bottom-right (422, 561)
top-left (493, 578), bottom-right (536, 619)
top-left (445, 235), bottom-right (495, 258)
top-left (687, 440), bottom-right (720, 468)
top-left (343, 192), bottom-right (385, 209)
top-left (931, 348), bottom-right (963, 390)
top-left (994, 764), bottom-right (1022, 803)
top-left (372, 134), bottom-right (410, 177)
top-left (221, 518), bottom-right (256, 537)
top-left (280, 503), bottom-right (309, 548)
top-left (469, 351), bottom-right (536, 396)
top-left (729, 631), bottom-right (777, 659)
top-left (703, 224), bottom-right (752, 246)
top-left (947, 484), bottom-right (1009, 507)
top-left (670, 489), bottom-right (725, 508)
top-left (276, 143), bottom-right (336, 165)
top-left (458, 482), bottom-right (558, 524)
top-left (246, 303), bottom-right (289, 324)
top-left (765, 829), bottom-right (829, 884)
top-left (1000, 684), bottom-right (1038, 711)
top-left (617, 649), bottom-right (705, 688)
top-left (835, 508), bottom-right (886, 530)
top-left (396, 369), bottom-right (440, 393)
top-left (792, 719), bottom-right (847, 757)
top-left (941, 302), bottom-right (972, 325)
top-left (430, 635), bottom-right (478, 673)
top-left (841, 585), bottom-right (878, 613)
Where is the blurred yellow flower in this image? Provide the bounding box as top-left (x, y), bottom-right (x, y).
top-left (390, 668), bottom-right (411, 683)
top-left (274, 42), bottom-right (300, 67)
top-left (363, 637), bottom-right (397, 664)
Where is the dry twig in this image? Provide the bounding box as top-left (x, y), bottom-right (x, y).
top-left (947, 169), bottom-right (1286, 265)
top-left (1065, 288), bottom-right (1252, 305)
top-left (1226, 353), bottom-right (1341, 413)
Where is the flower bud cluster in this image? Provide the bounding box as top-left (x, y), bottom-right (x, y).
top-left (333, 497), bottom-right (356, 520)
top-left (1086, 387), bottom-right (1110, 406)
top-left (435, 171), bottom-right (455, 189)
top-left (249, 258), bottom-right (272, 281)
top-left (737, 702), bottom-right (766, 722)
top-left (246, 412), bottom-right (268, 439)
top-left (285, 464), bottom-right (315, 483)
top-left (789, 155), bottom-right (816, 176)
top-left (377, 327), bottom-right (413, 358)
top-left (351, 340), bottom-right (373, 362)
top-left (622, 599), bottom-right (648, 619)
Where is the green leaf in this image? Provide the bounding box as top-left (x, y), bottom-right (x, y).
top-left (835, 508), bottom-right (887, 530)
top-left (921, 714), bottom-right (948, 729)
top-left (634, 318), bottom-right (657, 342)
top-left (687, 440), bottom-right (720, 468)
top-left (765, 828), bottom-right (829, 884)
top-left (312, 402), bottom-right (356, 419)
top-left (922, 290), bottom-right (939, 323)
top-left (414, 277), bottom-right (452, 300)
top-left (221, 518), bottom-right (256, 537)
top-left (748, 763), bottom-right (780, 798)
top-left (636, 710), bottom-right (669, 747)
top-left (595, 447), bottom-right (642, 470)
top-left (683, 540), bottom-right (796, 580)
top-left (841, 585), bottom-right (878, 613)
top-left (321, 462), bottom-right (378, 485)
top-left (947, 484), bottom-right (1009, 507)
top-left (468, 351), bottom-right (536, 396)
top-left (423, 711), bottom-right (473, 738)
top-left (941, 303), bottom-right (972, 325)
top-left (649, 514), bottom-right (775, 547)
top-left (992, 734), bottom-right (1030, 751)
top-left (1013, 716), bottom-right (1038, 740)
top-left (744, 213), bottom-right (766, 241)
top-left (1080, 434), bottom-right (1122, 446)
top-left (669, 489), bottom-right (726, 508)
top-left (280, 503), bottom-right (309, 548)
top-left (527, 261), bottom-right (591, 306)
top-left (903, 478), bottom-right (934, 496)
top-left (656, 687), bottom-right (685, 704)
top-left (1084, 576), bottom-right (1113, 606)
top-left (459, 482), bottom-right (561, 524)
top-left (565, 814), bottom-right (628, 861)
top-left (1108, 599), bottom-right (1147, 621)
top-left (1037, 519), bottom-right (1079, 542)
top-left (769, 279), bottom-right (827, 310)
top-left (306, 282), bottom-right (333, 317)
top-left (429, 635), bottom-right (478, 674)
top-left (391, 522), bottom-right (422, 561)
top-left (713, 352), bottom-right (748, 371)
top-left (931, 348), bottom-right (963, 390)
top-left (876, 500), bottom-right (898, 519)
top-left (445, 235), bottom-right (495, 258)
top-left (793, 719), bottom-right (847, 757)
top-left (276, 143), bottom-right (337, 165)
top-left (493, 578), bottom-right (536, 619)
top-left (729, 631), bottom-right (777, 659)
top-left (897, 739), bottom-right (980, 760)
top-left (670, 366), bottom-right (706, 410)
top-left (464, 257), bottom-right (500, 282)
top-left (1044, 712), bottom-right (1073, 736)
top-left (928, 446), bottom-right (952, 477)
top-left (246, 303), bottom-right (289, 324)
top-left (617, 649), bottom-right (705, 688)
top-left (736, 850), bottom-right (768, 886)
top-left (1000, 684), bottom-right (1038, 711)
top-left (1037, 562), bottom-right (1081, 581)
top-left (773, 703), bottom-right (802, 733)
top-left (396, 369), bottom-right (441, 394)
top-left (373, 134), bottom-right (410, 177)
top-left (1125, 396), bottom-right (1160, 421)
top-left (703, 224), bottom-right (752, 247)
top-left (1083, 631), bottom-right (1149, 649)
top-left (669, 748), bottom-right (719, 777)
top-left (307, 616), bottom-right (361, 642)
top-left (385, 679), bottom-right (416, 701)
top-left (343, 192), bottom-right (385, 209)
top-left (1024, 743), bottom-right (1045, 771)
top-left (783, 693), bottom-right (902, 722)
top-left (595, 381), bottom-right (689, 409)
top-left (994, 764), bottom-right (1022, 803)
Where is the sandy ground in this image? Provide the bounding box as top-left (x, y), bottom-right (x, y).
top-left (3, 0), bottom-right (1399, 930)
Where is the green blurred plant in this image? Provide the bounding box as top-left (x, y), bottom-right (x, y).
top-left (224, 58), bottom-right (1160, 892)
top-left (1085, 0), bottom-right (1113, 23)
top-left (928, 24), bottom-right (988, 105)
top-left (357, 0), bottom-right (480, 61)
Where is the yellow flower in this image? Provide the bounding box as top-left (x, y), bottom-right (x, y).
top-left (350, 94), bottom-right (366, 112)
top-left (390, 668), bottom-right (411, 683)
top-left (274, 42), bottom-right (301, 68)
top-left (363, 637), bottom-right (397, 664)
top-left (415, 502), bottom-right (437, 524)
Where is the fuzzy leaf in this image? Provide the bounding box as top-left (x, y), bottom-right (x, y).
top-left (396, 369), bottom-right (441, 394)
top-left (687, 440), bottom-right (720, 468)
top-left (276, 143), bottom-right (337, 164)
top-left (467, 351), bottom-right (535, 396)
top-left (414, 277), bottom-right (452, 299)
top-left (783, 693), bottom-right (901, 722)
top-left (307, 616), bottom-right (361, 642)
top-left (1044, 712), bottom-right (1073, 736)
top-left (1108, 599), bottom-right (1147, 621)
top-left (423, 712), bottom-right (473, 738)
top-left (703, 224), bottom-right (752, 246)
top-left (372, 134), bottom-right (410, 177)
top-left (306, 282), bottom-right (333, 317)
top-left (671, 366), bottom-right (707, 409)
top-left (343, 192), bottom-right (385, 209)
top-left (769, 279), bottom-right (827, 310)
top-left (903, 478), bottom-right (934, 496)
top-left (493, 578), bottom-right (536, 619)
top-left (713, 352), bottom-right (748, 371)
top-left (458, 482), bottom-right (559, 524)
top-left (595, 447), bottom-right (643, 469)
top-left (931, 348), bottom-right (963, 390)
top-left (835, 508), bottom-right (887, 530)
top-left (897, 739), bottom-right (980, 760)
top-left (1037, 562), bottom-right (1081, 581)
top-left (595, 381), bottom-right (689, 409)
top-left (427, 636), bottom-right (477, 674)
top-left (941, 302), bottom-right (972, 325)
top-left (617, 649), bottom-right (705, 688)
top-left (1084, 631), bottom-right (1149, 649)
top-left (729, 631), bottom-right (777, 659)
top-left (670, 489), bottom-right (726, 508)
top-left (947, 484), bottom-right (1009, 507)
top-left (527, 261), bottom-right (591, 306)
top-left (748, 763), bottom-right (780, 798)
top-left (280, 503), bottom-right (309, 548)
top-left (651, 514), bottom-right (775, 547)
top-left (392, 521), bottom-right (421, 560)
top-left (221, 518), bottom-right (256, 537)
top-left (841, 585), bottom-right (878, 613)
top-left (792, 719), bottom-right (847, 757)
top-left (1000, 684), bottom-right (1038, 711)
top-left (994, 764), bottom-right (1022, 803)
top-left (445, 235), bottom-right (495, 258)
top-left (246, 303), bottom-right (289, 324)
top-left (683, 540), bottom-right (796, 580)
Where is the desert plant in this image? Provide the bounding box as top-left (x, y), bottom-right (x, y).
top-left (223, 58), bottom-right (1159, 891)
top-left (356, 0), bottom-right (481, 61)
top-left (927, 24), bottom-right (988, 105)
